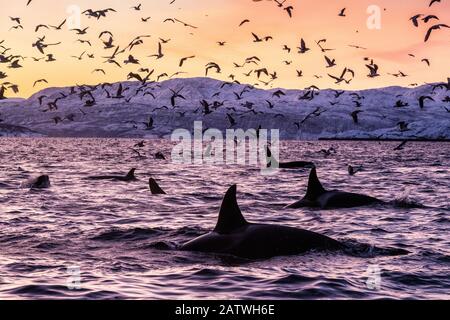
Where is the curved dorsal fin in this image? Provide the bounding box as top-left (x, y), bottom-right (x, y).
top-left (304, 167), bottom-right (327, 200)
top-left (214, 185), bottom-right (248, 234)
top-left (149, 178), bottom-right (166, 195)
top-left (126, 168), bottom-right (136, 179)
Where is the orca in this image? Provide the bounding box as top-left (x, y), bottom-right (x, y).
top-left (21, 175), bottom-right (51, 189)
top-left (287, 168), bottom-right (383, 209)
top-left (266, 146), bottom-right (315, 169)
top-left (149, 178), bottom-right (167, 195)
top-left (180, 185), bottom-right (343, 259)
top-left (155, 152), bottom-right (166, 160)
top-left (87, 168), bottom-right (137, 182)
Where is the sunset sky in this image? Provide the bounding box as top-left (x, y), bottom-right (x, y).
top-left (0, 0), bottom-right (449, 97)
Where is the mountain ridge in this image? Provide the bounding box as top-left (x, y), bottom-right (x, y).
top-left (0, 77), bottom-right (449, 140)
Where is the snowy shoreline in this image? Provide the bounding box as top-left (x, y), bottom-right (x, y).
top-left (0, 77), bottom-right (449, 140)
top-left (1, 135), bottom-right (449, 142)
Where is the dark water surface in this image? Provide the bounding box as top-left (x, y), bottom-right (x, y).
top-left (0, 138), bottom-right (449, 299)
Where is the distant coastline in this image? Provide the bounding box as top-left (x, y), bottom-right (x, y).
top-left (1, 77), bottom-right (449, 140)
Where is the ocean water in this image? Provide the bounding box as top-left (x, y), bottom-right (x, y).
top-left (0, 138), bottom-right (449, 300)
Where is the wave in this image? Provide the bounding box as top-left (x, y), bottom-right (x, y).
top-left (341, 239), bottom-right (410, 258)
top-left (390, 189), bottom-right (427, 208)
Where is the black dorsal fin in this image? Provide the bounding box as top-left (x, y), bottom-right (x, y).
top-left (266, 146), bottom-right (272, 158)
top-left (304, 167), bottom-right (327, 200)
top-left (214, 185), bottom-right (248, 234)
top-left (149, 178), bottom-right (166, 195)
top-left (266, 146), bottom-right (279, 168)
top-left (126, 168), bottom-right (136, 179)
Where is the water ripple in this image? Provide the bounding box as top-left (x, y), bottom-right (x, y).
top-left (0, 138), bottom-right (449, 299)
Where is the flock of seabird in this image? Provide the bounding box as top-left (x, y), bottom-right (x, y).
top-left (0, 0), bottom-right (449, 132)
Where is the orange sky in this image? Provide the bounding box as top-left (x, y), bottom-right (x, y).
top-left (0, 0), bottom-right (449, 98)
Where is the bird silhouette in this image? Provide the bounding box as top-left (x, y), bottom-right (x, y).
top-left (50, 19), bottom-right (66, 30)
top-left (239, 19), bottom-right (250, 27)
top-left (33, 79), bottom-right (48, 87)
top-left (418, 96), bottom-right (434, 109)
top-left (429, 0), bottom-right (441, 7)
top-left (71, 27), bottom-right (89, 35)
top-left (351, 110), bottom-right (363, 124)
top-left (179, 56), bottom-right (195, 67)
top-left (425, 24), bottom-right (449, 42)
top-left (410, 14), bottom-right (423, 27)
top-left (149, 42), bottom-right (164, 59)
top-left (297, 38), bottom-right (310, 53)
top-left (324, 56), bottom-right (336, 68)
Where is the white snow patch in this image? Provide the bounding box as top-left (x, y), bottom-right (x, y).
top-left (0, 77), bottom-right (448, 140)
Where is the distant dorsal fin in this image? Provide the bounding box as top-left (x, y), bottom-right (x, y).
top-left (266, 146), bottom-right (272, 158)
top-left (304, 167), bottom-right (327, 200)
top-left (126, 168), bottom-right (136, 179)
top-left (266, 146), bottom-right (279, 168)
top-left (149, 178), bottom-right (166, 195)
top-left (214, 185), bottom-right (248, 234)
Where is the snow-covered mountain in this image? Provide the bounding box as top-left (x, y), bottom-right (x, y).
top-left (0, 124), bottom-right (43, 137)
top-left (0, 77), bottom-right (449, 140)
